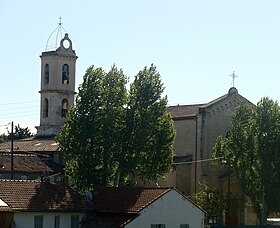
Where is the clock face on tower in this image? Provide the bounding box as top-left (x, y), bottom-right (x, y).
top-left (63, 39), bottom-right (70, 49)
top-left (60, 33), bottom-right (72, 50)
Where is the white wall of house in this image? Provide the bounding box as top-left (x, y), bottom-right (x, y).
top-left (14, 212), bottom-right (84, 228)
top-left (125, 189), bottom-right (205, 228)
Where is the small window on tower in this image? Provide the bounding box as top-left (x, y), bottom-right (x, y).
top-left (62, 64), bottom-right (69, 84)
top-left (61, 99), bottom-right (68, 118)
top-left (44, 64), bottom-right (49, 84)
top-left (43, 99), bottom-right (49, 118)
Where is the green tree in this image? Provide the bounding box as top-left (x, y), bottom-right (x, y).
top-left (194, 184), bottom-right (227, 217)
top-left (56, 64), bottom-right (175, 191)
top-left (0, 134), bottom-right (7, 143)
top-left (8, 124), bottom-right (33, 140)
top-left (213, 98), bottom-right (280, 220)
top-left (122, 64), bottom-right (175, 183)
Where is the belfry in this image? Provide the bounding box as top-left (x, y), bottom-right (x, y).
top-left (36, 25), bottom-right (77, 137)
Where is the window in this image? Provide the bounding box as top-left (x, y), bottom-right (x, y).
top-left (34, 215), bottom-right (43, 228)
top-left (62, 64), bottom-right (69, 84)
top-left (43, 98), bottom-right (49, 118)
top-left (151, 225), bottom-right (166, 228)
top-left (21, 175), bottom-right (27, 180)
top-left (54, 216), bottom-right (60, 228)
top-left (71, 215), bottom-right (79, 228)
top-left (61, 99), bottom-right (68, 118)
top-left (44, 64), bottom-right (49, 84)
top-left (180, 225), bottom-right (190, 228)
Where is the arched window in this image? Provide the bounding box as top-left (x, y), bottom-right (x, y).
top-left (62, 64), bottom-right (69, 84)
top-left (43, 99), bottom-right (49, 118)
top-left (44, 64), bottom-right (49, 84)
top-left (61, 99), bottom-right (68, 118)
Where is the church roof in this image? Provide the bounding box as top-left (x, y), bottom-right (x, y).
top-left (167, 104), bottom-right (203, 119)
top-left (0, 137), bottom-right (59, 153)
top-left (168, 87), bottom-right (246, 119)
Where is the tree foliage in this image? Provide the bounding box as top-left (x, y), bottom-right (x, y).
top-left (194, 184), bottom-right (227, 216)
top-left (0, 134), bottom-right (7, 143)
top-left (8, 124), bottom-right (33, 140)
top-left (213, 98), bottom-right (280, 219)
top-left (56, 64), bottom-right (175, 191)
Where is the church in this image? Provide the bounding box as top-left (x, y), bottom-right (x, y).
top-left (0, 27), bottom-right (258, 225)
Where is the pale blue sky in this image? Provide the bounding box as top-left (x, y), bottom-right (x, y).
top-left (0, 0), bottom-right (280, 133)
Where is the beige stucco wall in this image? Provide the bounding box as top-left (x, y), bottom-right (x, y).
top-left (173, 119), bottom-right (196, 157)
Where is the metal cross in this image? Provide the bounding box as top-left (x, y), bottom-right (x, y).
top-left (59, 16), bottom-right (62, 25)
top-left (229, 71), bottom-right (238, 87)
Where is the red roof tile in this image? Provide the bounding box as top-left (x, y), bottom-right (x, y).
top-left (0, 153), bottom-right (63, 173)
top-left (91, 187), bottom-right (172, 213)
top-left (167, 104), bottom-right (203, 119)
top-left (0, 137), bottom-right (60, 152)
top-left (0, 180), bottom-right (91, 212)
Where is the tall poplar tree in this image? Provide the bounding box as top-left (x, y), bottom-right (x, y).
top-left (56, 64), bottom-right (175, 191)
top-left (213, 98), bottom-right (280, 219)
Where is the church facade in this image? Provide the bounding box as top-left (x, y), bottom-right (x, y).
top-left (167, 87), bottom-right (250, 196)
top-left (163, 87), bottom-right (254, 225)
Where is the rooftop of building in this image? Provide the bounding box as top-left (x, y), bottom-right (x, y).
top-left (0, 179), bottom-right (91, 212)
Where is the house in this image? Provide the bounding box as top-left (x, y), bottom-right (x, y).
top-left (0, 152), bottom-right (63, 180)
top-left (0, 179), bottom-right (91, 228)
top-left (86, 187), bottom-right (205, 228)
top-left (0, 137), bottom-right (62, 165)
top-left (0, 138), bottom-right (65, 182)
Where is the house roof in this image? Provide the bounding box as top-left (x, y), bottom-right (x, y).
top-left (0, 153), bottom-right (63, 173)
top-left (0, 137), bottom-right (59, 153)
top-left (87, 187), bottom-right (172, 227)
top-left (91, 187), bottom-right (172, 214)
top-left (0, 179), bottom-right (91, 212)
top-left (87, 187), bottom-right (205, 228)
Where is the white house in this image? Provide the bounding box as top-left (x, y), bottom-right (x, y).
top-left (86, 187), bottom-right (205, 228)
top-left (0, 179), bottom-right (91, 228)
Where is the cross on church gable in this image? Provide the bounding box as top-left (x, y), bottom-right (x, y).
top-left (229, 71), bottom-right (238, 87)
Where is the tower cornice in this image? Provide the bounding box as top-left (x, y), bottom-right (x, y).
top-left (39, 90), bottom-right (76, 95)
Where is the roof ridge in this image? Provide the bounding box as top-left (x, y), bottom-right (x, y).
top-left (168, 103), bottom-right (204, 108)
top-left (0, 179), bottom-right (41, 183)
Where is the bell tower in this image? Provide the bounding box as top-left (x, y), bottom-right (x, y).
top-left (36, 33), bottom-right (77, 137)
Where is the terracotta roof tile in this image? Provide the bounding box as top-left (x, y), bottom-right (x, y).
top-left (0, 137), bottom-right (60, 152)
top-left (0, 153), bottom-right (63, 173)
top-left (167, 104), bottom-right (203, 119)
top-left (0, 180), bottom-right (91, 212)
top-left (91, 187), bottom-right (172, 213)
